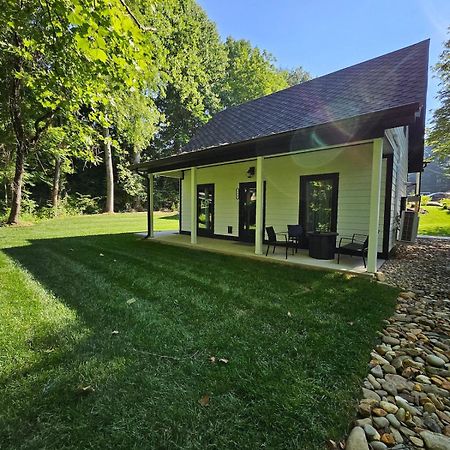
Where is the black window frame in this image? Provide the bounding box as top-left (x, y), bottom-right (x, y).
top-left (299, 173), bottom-right (339, 246)
top-left (197, 183), bottom-right (215, 236)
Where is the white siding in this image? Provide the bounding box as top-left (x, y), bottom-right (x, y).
top-left (181, 161), bottom-right (251, 237)
top-left (386, 127), bottom-right (409, 251)
top-left (181, 143), bottom-right (387, 252)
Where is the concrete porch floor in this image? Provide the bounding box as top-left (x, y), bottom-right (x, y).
top-left (138, 231), bottom-right (384, 276)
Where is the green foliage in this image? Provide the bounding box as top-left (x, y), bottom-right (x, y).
top-left (421, 195), bottom-right (431, 206)
top-left (428, 28), bottom-right (450, 172)
top-left (283, 66), bottom-right (311, 87)
top-left (63, 193), bottom-right (102, 215)
top-left (219, 37), bottom-right (289, 108)
top-left (36, 193), bottom-right (102, 219)
top-left (0, 0), bottom-right (311, 220)
top-left (151, 0), bottom-right (227, 154)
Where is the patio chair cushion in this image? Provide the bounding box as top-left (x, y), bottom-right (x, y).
top-left (341, 242), bottom-right (365, 252)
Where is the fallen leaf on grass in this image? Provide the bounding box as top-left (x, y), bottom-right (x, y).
top-left (111, 330), bottom-right (119, 335)
top-left (218, 358), bottom-right (229, 364)
top-left (287, 311), bottom-right (292, 318)
top-left (77, 385), bottom-right (95, 396)
top-left (126, 298), bottom-right (136, 305)
top-left (198, 394), bottom-right (210, 407)
top-left (209, 356), bottom-right (216, 364)
top-left (99, 253), bottom-right (104, 257)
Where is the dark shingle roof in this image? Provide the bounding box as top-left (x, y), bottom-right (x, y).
top-left (182, 40), bottom-right (429, 153)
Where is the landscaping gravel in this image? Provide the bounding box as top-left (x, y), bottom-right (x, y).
top-left (338, 238), bottom-right (450, 450)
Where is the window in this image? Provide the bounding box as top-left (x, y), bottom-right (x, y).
top-left (300, 173), bottom-right (339, 245)
top-left (197, 184), bottom-right (214, 235)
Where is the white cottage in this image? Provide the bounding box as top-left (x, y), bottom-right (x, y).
top-left (134, 40), bottom-right (429, 274)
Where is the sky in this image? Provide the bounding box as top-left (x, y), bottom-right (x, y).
top-left (197, 0), bottom-right (450, 120)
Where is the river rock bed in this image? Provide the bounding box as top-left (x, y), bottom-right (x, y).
top-left (342, 238), bottom-right (450, 450)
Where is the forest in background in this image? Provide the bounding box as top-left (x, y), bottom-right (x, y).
top-left (0, 0), bottom-right (310, 224)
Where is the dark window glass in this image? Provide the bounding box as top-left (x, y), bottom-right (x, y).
top-left (304, 179), bottom-right (334, 232)
top-left (197, 184), bottom-right (214, 234)
top-left (300, 174), bottom-right (339, 245)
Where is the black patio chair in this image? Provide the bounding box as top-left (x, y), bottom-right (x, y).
top-left (287, 224), bottom-right (303, 255)
top-left (265, 226), bottom-right (288, 259)
top-left (337, 234), bottom-right (369, 267)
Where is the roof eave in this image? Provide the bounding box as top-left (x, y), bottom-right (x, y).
top-left (133, 103), bottom-right (421, 173)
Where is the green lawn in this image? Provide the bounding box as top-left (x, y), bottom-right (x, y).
top-left (0, 213), bottom-right (397, 449)
top-left (419, 206), bottom-right (450, 236)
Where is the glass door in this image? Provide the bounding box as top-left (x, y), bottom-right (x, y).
top-left (197, 184), bottom-right (214, 236)
top-left (238, 182), bottom-right (257, 242)
top-left (299, 173), bottom-right (339, 246)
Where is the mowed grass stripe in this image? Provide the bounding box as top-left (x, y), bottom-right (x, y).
top-left (0, 213), bottom-right (397, 449)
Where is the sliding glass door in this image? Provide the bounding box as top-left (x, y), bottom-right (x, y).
top-left (197, 184), bottom-right (215, 236)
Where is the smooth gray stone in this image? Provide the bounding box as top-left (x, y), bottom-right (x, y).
top-left (371, 365), bottom-right (384, 378)
top-left (420, 430), bottom-right (450, 450)
top-left (373, 416), bottom-right (389, 428)
top-left (346, 426), bottom-right (370, 450)
top-left (386, 413), bottom-right (401, 429)
top-left (427, 354), bottom-right (446, 368)
top-left (363, 423), bottom-right (380, 440)
top-left (370, 442), bottom-right (388, 450)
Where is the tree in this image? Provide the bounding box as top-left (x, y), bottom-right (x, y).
top-left (35, 115), bottom-right (96, 213)
top-left (282, 66), bottom-right (311, 87)
top-left (428, 28), bottom-right (450, 173)
top-left (150, 0), bottom-right (227, 155)
top-left (219, 37), bottom-right (289, 108)
top-left (141, 0), bottom-right (227, 209)
top-left (113, 90), bottom-right (161, 209)
top-left (0, 0), bottom-right (153, 223)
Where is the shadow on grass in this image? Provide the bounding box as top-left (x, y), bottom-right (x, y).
top-left (159, 213), bottom-right (179, 221)
top-left (1, 233), bottom-right (397, 449)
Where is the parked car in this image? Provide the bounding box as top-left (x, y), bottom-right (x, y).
top-left (429, 192), bottom-right (450, 202)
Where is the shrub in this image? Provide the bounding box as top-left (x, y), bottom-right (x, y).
top-left (64, 193), bottom-right (102, 215)
top-left (421, 195), bottom-right (431, 207)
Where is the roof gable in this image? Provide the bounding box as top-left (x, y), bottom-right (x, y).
top-left (183, 40), bottom-right (429, 154)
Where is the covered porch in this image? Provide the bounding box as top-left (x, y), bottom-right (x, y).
top-left (143, 230), bottom-right (384, 275)
top-left (141, 137), bottom-right (389, 275)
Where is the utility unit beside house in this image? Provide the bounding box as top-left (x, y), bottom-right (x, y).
top-left (134, 40), bottom-right (429, 274)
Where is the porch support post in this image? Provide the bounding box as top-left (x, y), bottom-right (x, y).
top-left (255, 156), bottom-right (264, 255)
top-left (146, 172), bottom-right (154, 238)
top-left (367, 138), bottom-right (383, 273)
top-left (190, 167), bottom-right (197, 244)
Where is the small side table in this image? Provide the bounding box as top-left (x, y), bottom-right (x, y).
top-left (307, 232), bottom-right (339, 260)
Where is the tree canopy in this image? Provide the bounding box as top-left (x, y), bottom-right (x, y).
top-left (219, 37), bottom-right (290, 108)
top-left (0, 0), bottom-right (311, 223)
top-left (428, 28), bottom-right (450, 174)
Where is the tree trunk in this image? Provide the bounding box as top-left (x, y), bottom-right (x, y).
top-left (51, 156), bottom-right (61, 212)
top-left (7, 146), bottom-right (25, 224)
top-left (103, 125), bottom-right (114, 213)
top-left (7, 47), bottom-right (26, 225)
